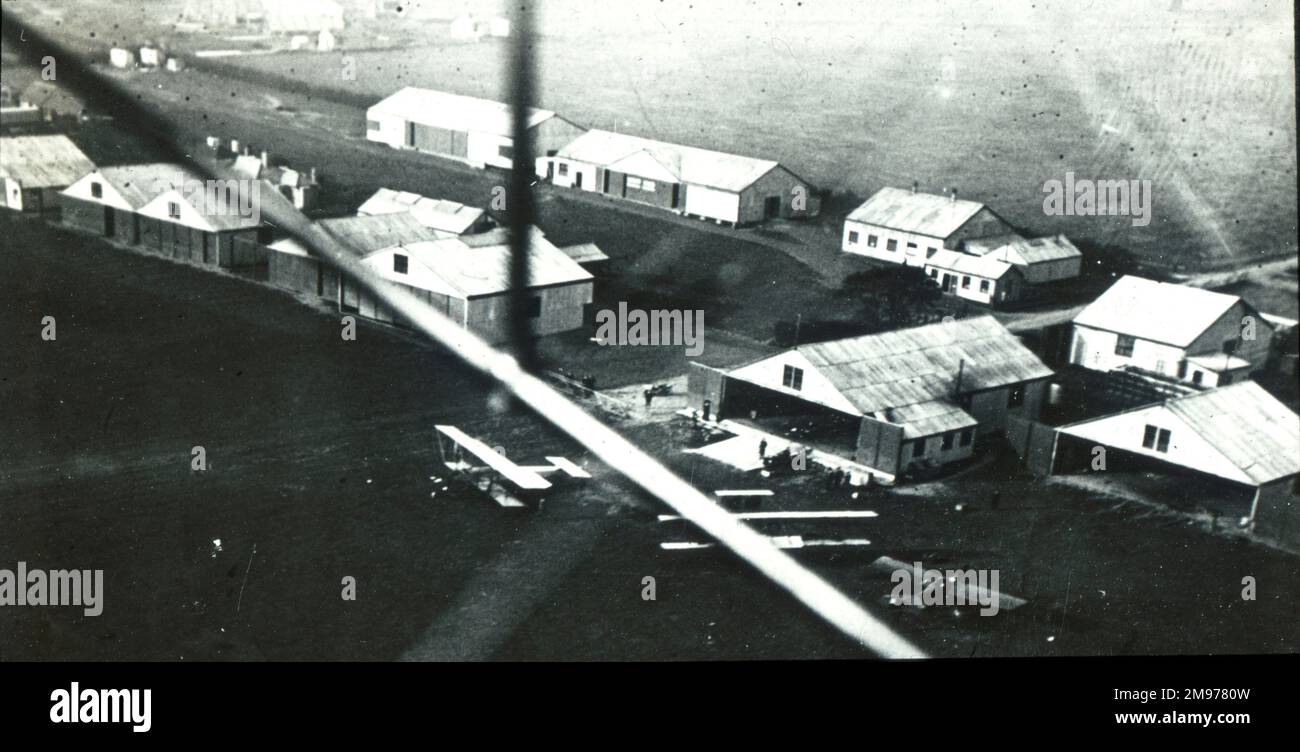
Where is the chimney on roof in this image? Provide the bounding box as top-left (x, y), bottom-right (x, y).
top-left (911, 181), bottom-right (918, 194)
top-left (309, 167), bottom-right (317, 184)
top-left (230, 138), bottom-right (240, 154)
top-left (261, 150), bottom-right (269, 168)
top-left (950, 188), bottom-right (958, 203)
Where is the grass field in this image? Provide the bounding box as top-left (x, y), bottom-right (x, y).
top-left (3, 0), bottom-right (1294, 272)
top-left (173, 2), bottom-right (1298, 271)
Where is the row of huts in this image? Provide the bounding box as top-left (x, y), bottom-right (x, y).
top-left (363, 87), bottom-right (1083, 300)
top-left (364, 87), bottom-right (820, 226)
top-left (688, 287), bottom-right (1297, 542)
top-left (0, 132), bottom-right (603, 346)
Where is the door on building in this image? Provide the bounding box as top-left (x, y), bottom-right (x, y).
top-left (406, 122), bottom-right (416, 147)
top-left (340, 279), bottom-right (360, 312)
top-left (574, 172), bottom-right (583, 189)
top-left (764, 195), bottom-right (781, 219)
top-left (672, 184), bottom-right (681, 209)
top-left (943, 273), bottom-right (956, 292)
top-left (103, 206), bottom-right (115, 237)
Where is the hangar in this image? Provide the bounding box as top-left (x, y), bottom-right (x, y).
top-left (688, 316), bottom-right (1052, 478)
top-left (365, 87), bottom-right (585, 170)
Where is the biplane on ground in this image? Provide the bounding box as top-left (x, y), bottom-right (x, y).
top-left (434, 425), bottom-right (591, 509)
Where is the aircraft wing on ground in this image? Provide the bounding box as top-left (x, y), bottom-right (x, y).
top-left (435, 425), bottom-right (552, 490)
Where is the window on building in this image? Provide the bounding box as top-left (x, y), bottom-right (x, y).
top-left (1115, 335), bottom-right (1135, 357)
top-left (366, 119), bottom-right (381, 131)
top-left (906, 242), bottom-right (917, 250)
top-left (941, 432), bottom-right (955, 450)
top-left (1142, 424), bottom-right (1158, 449)
top-left (929, 268), bottom-right (938, 278)
top-left (886, 239), bottom-right (897, 251)
top-left (498, 144), bottom-right (514, 160)
top-left (1008, 383), bottom-right (1024, 407)
top-left (558, 163), bottom-right (569, 176)
top-left (1177, 360), bottom-right (1188, 379)
top-left (782, 364), bottom-right (804, 391)
top-left (848, 231), bottom-right (859, 244)
top-left (167, 201), bottom-right (180, 218)
top-left (393, 253), bottom-right (408, 274)
top-left (959, 428), bottom-right (974, 446)
top-left (1223, 338), bottom-right (1239, 355)
top-left (927, 247), bottom-right (938, 257)
top-left (1156, 428), bottom-right (1171, 452)
top-left (961, 275), bottom-right (971, 289)
top-left (525, 296), bottom-right (542, 319)
top-left (90, 182), bottom-right (103, 198)
top-left (1192, 370), bottom-right (1203, 385)
top-left (913, 439), bottom-right (926, 458)
top-left (979, 279), bottom-right (990, 293)
top-left (867, 235), bottom-right (878, 248)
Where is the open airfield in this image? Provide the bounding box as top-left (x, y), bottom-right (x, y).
top-left (2, 215), bottom-right (1296, 660)
top-left (8, 0), bottom-right (1294, 271)
top-left (1, 0), bottom-right (1296, 662)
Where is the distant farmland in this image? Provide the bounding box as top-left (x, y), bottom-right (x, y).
top-left (195, 12), bottom-right (1296, 271)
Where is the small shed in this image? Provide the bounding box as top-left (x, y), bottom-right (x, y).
top-left (0, 134), bottom-right (95, 214)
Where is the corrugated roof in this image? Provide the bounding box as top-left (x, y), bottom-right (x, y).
top-left (367, 87), bottom-right (557, 139)
top-left (322, 213), bottom-right (439, 251)
top-left (988, 234), bottom-right (1082, 265)
top-left (94, 163), bottom-right (192, 207)
top-left (795, 316), bottom-right (1052, 415)
top-left (963, 233), bottom-right (1025, 256)
top-left (560, 242), bottom-right (609, 264)
top-left (925, 249), bottom-right (1016, 279)
top-left (1073, 275), bottom-right (1242, 347)
top-left (362, 226), bottom-right (592, 298)
top-left (99, 163), bottom-right (265, 231)
top-left (1166, 382), bottom-right (1300, 484)
top-left (0, 134), bottom-right (95, 188)
top-left (556, 129), bottom-right (783, 193)
top-left (357, 188), bottom-right (486, 235)
top-left (882, 400), bottom-right (978, 439)
top-left (847, 187), bottom-right (989, 238)
top-left (1063, 382), bottom-right (1300, 486)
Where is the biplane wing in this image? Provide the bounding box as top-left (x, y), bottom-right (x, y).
top-left (434, 425), bottom-right (552, 490)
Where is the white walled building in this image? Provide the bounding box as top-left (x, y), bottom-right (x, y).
top-left (966, 234), bottom-right (1083, 284)
top-left (543, 128), bottom-right (818, 226)
top-left (923, 249), bottom-right (1024, 306)
top-left (1070, 276), bottom-right (1274, 387)
top-left (842, 186), bottom-right (1015, 267)
top-left (365, 87), bottom-right (585, 170)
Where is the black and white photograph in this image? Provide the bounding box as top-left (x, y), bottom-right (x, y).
top-left (0, 0), bottom-right (1296, 732)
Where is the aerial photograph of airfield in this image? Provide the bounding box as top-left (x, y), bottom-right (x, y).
top-left (1, 0), bottom-right (1296, 660)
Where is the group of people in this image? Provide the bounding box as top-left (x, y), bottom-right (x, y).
top-left (825, 467), bottom-right (853, 489)
top-left (555, 368), bottom-right (597, 392)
